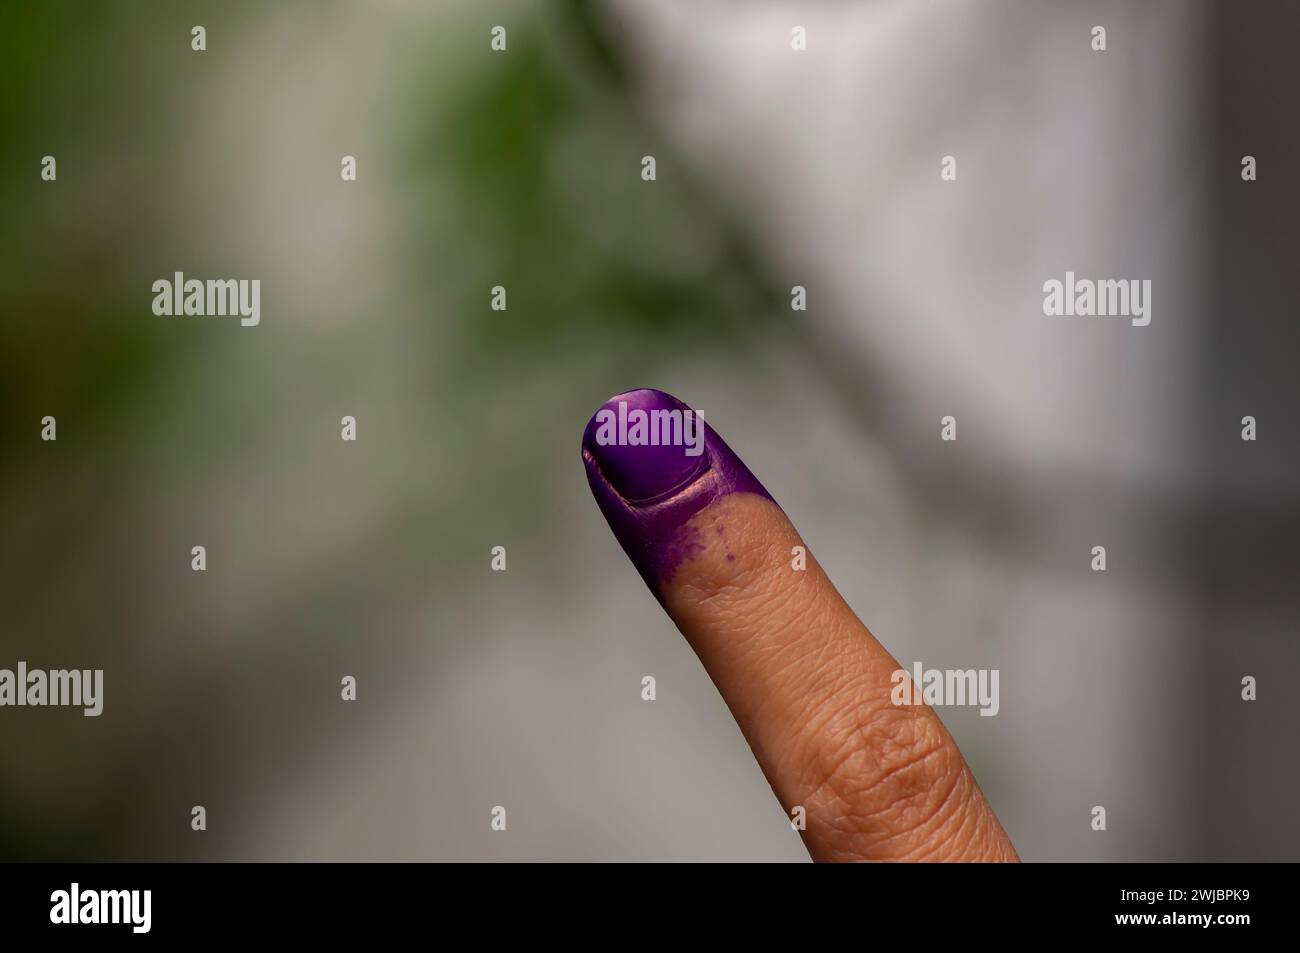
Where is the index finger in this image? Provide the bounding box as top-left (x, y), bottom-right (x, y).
top-left (582, 388), bottom-right (1018, 862)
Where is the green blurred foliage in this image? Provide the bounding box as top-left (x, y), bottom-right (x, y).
top-left (0, 0), bottom-right (787, 860)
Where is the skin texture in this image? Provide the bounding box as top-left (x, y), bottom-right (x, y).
top-left (582, 388), bottom-right (772, 598)
top-left (583, 389), bottom-right (1019, 862)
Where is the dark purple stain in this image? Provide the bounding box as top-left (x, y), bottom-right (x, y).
top-left (581, 388), bottom-right (774, 599)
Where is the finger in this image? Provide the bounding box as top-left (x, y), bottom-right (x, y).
top-left (582, 388), bottom-right (1018, 862)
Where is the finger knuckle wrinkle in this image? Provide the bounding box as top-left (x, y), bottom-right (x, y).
top-left (805, 704), bottom-right (963, 843)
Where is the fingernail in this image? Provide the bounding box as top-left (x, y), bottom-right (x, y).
top-left (581, 388), bottom-right (773, 594)
top-left (582, 389), bottom-right (708, 502)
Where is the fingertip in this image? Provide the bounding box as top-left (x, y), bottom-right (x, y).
top-left (581, 388), bottom-right (773, 593)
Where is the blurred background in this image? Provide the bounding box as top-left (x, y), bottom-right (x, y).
top-left (1, 0), bottom-right (1297, 861)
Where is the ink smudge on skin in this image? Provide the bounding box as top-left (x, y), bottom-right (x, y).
top-left (581, 388), bottom-right (774, 598)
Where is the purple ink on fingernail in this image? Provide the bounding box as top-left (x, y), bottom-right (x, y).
top-left (581, 388), bottom-right (773, 595)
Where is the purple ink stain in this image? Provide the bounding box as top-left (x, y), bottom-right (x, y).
top-left (582, 388), bottom-right (774, 598)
